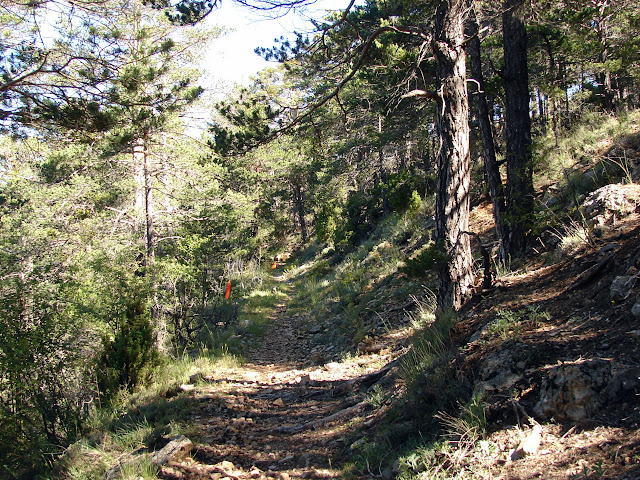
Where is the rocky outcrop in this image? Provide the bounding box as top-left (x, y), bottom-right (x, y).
top-left (533, 359), bottom-right (640, 422)
top-left (610, 274), bottom-right (638, 302)
top-left (580, 183), bottom-right (640, 227)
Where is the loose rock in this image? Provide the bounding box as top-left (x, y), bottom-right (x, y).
top-left (610, 275), bottom-right (637, 302)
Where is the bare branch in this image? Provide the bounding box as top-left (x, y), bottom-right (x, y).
top-left (402, 89), bottom-right (439, 101)
top-left (242, 24), bottom-right (430, 150)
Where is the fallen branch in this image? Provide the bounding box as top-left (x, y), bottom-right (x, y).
top-left (272, 400), bottom-right (369, 434)
top-left (567, 253), bottom-right (614, 292)
top-left (339, 358), bottom-right (400, 392)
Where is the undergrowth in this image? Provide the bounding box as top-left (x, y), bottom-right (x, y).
top-left (287, 206), bottom-right (430, 348)
top-left (58, 350), bottom-right (241, 479)
top-left (57, 264), bottom-right (281, 479)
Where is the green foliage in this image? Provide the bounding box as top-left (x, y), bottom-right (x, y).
top-left (407, 190), bottom-right (423, 214)
top-left (316, 199), bottom-right (342, 243)
top-left (536, 110), bottom-right (640, 197)
top-left (97, 298), bottom-right (158, 400)
top-left (395, 396), bottom-right (487, 480)
top-left (0, 274), bottom-right (88, 478)
top-left (486, 306), bottom-right (550, 341)
top-left (385, 170), bottom-right (425, 213)
top-left (333, 189), bottom-right (384, 252)
top-left (399, 293), bottom-right (455, 387)
top-left (436, 394), bottom-right (486, 452)
top-left (401, 240), bottom-right (443, 278)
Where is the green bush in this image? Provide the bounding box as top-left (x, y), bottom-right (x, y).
top-left (316, 199), bottom-right (342, 243)
top-left (385, 170), bottom-right (425, 212)
top-left (98, 299), bottom-right (157, 400)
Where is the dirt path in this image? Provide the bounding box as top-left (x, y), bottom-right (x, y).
top-left (159, 277), bottom-right (398, 480)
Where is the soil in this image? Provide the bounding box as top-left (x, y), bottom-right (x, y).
top-left (156, 210), bottom-right (640, 480)
top-left (158, 283), bottom-right (405, 480)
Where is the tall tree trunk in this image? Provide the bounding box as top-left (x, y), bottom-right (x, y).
top-left (134, 133), bottom-right (155, 262)
top-left (466, 6), bottom-right (509, 261)
top-left (143, 132), bottom-right (155, 262)
top-left (433, 0), bottom-right (473, 312)
top-left (378, 115), bottom-right (391, 214)
top-left (293, 183), bottom-right (307, 243)
top-left (595, 0), bottom-right (615, 111)
top-left (502, 0), bottom-right (534, 258)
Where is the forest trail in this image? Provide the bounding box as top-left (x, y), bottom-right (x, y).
top-left (158, 274), bottom-right (400, 480)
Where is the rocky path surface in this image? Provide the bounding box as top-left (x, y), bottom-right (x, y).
top-left (158, 278), bottom-right (399, 480)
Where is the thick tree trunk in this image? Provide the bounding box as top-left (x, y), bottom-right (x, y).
top-left (433, 0), bottom-right (473, 312)
top-left (502, 0), bottom-right (534, 258)
top-left (466, 7), bottom-right (509, 262)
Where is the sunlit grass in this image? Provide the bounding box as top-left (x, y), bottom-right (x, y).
top-left (536, 110), bottom-right (640, 188)
top-left (58, 345), bottom-right (245, 479)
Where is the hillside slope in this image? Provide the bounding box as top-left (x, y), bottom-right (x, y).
top-left (58, 113), bottom-right (640, 480)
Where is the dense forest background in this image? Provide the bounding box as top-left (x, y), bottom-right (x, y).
top-left (1, 0), bottom-right (639, 477)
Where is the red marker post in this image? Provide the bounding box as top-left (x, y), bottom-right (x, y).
top-left (225, 280), bottom-right (231, 299)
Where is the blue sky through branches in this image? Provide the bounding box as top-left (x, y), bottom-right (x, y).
top-left (201, 1), bottom-right (355, 86)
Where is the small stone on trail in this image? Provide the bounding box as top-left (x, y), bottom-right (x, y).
top-left (510, 425), bottom-right (543, 461)
top-left (279, 454), bottom-right (294, 464)
top-left (296, 374), bottom-right (311, 385)
top-left (272, 398), bottom-right (285, 407)
top-left (249, 466), bottom-right (263, 478)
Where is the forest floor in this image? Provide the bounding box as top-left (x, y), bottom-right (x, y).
top-left (154, 210), bottom-right (640, 480)
top-left (157, 276), bottom-right (405, 480)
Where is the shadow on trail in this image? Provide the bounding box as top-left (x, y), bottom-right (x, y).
top-left (157, 357), bottom-right (400, 479)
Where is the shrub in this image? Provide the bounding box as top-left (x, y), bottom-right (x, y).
top-left (98, 299), bottom-right (157, 400)
top-left (385, 169), bottom-right (426, 213)
top-left (316, 200), bottom-right (342, 243)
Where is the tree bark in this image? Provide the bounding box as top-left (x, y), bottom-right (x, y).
top-left (134, 132), bottom-right (155, 262)
top-left (143, 132), bottom-right (155, 262)
top-left (466, 6), bottom-right (509, 262)
top-left (433, 0), bottom-right (473, 312)
top-left (292, 183), bottom-right (307, 243)
top-left (502, 0), bottom-right (534, 258)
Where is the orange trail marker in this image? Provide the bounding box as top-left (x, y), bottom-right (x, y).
top-left (272, 261), bottom-right (278, 269)
top-left (225, 280), bottom-right (231, 299)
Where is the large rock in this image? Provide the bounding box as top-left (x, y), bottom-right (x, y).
top-left (473, 348), bottom-right (523, 398)
top-left (150, 435), bottom-right (193, 466)
top-left (580, 183), bottom-right (640, 227)
top-left (534, 359), bottom-right (640, 422)
top-left (534, 359), bottom-right (608, 422)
